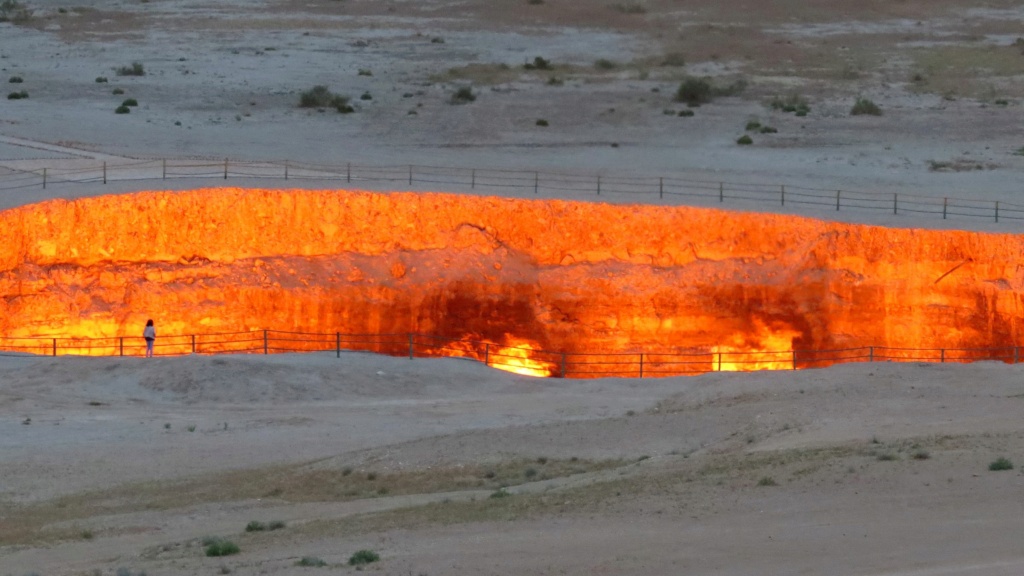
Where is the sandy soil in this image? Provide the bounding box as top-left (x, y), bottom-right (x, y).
top-left (3, 1), bottom-right (1024, 575)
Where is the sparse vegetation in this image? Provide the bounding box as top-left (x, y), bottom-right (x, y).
top-left (523, 56), bottom-right (552, 70)
top-left (660, 52), bottom-right (686, 67)
top-left (298, 85), bottom-right (354, 113)
top-left (678, 109), bottom-right (694, 117)
top-left (204, 537), bottom-right (240, 557)
top-left (912, 450), bottom-right (931, 460)
top-left (736, 134), bottom-right (753, 145)
top-left (1014, 147), bottom-right (1024, 157)
top-left (759, 126), bottom-right (777, 134)
top-left (450, 86), bottom-right (476, 104)
top-left (675, 76), bottom-right (712, 106)
top-left (348, 549), bottom-right (380, 566)
top-left (989, 457), bottom-right (1014, 471)
top-left (535, 119), bottom-right (549, 126)
top-left (357, 68), bottom-right (372, 76)
top-left (527, 0), bottom-right (543, 4)
top-left (268, 520), bottom-right (286, 530)
top-left (112, 88), bottom-right (124, 95)
top-left (876, 452), bottom-right (897, 461)
top-left (244, 520), bottom-right (266, 532)
top-left (489, 488), bottom-right (511, 498)
top-left (96, 76), bottom-right (108, 83)
top-left (115, 62), bottom-right (146, 77)
top-left (360, 91), bottom-right (372, 100)
top-left (770, 93), bottom-right (810, 115)
top-left (610, 2), bottom-right (646, 14)
top-left (0, 0), bottom-right (33, 23)
top-left (745, 120), bottom-right (762, 131)
top-left (594, 58), bottom-right (617, 70)
top-left (850, 97), bottom-right (882, 116)
top-left (296, 556), bottom-right (327, 567)
top-left (757, 476), bottom-right (777, 486)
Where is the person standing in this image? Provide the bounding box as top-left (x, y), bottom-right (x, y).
top-left (143, 319), bottom-right (156, 358)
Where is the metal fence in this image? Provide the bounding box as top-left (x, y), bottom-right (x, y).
top-left (0, 329), bottom-right (1020, 378)
top-left (1, 159), bottom-right (1022, 224)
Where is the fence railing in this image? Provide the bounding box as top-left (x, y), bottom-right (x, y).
top-left (0, 329), bottom-right (1020, 378)
top-left (1, 159), bottom-right (1022, 225)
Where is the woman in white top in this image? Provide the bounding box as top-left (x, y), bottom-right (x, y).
top-left (143, 319), bottom-right (156, 358)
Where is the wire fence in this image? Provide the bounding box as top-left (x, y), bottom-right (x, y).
top-left (0, 329), bottom-right (1020, 378)
top-left (1, 159), bottom-right (1022, 224)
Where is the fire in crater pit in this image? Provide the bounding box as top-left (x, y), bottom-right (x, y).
top-left (0, 188), bottom-right (1021, 377)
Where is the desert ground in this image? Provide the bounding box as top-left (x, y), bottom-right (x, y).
top-left (2, 0), bottom-right (1024, 574)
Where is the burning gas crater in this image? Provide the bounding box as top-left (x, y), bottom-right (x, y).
top-left (2, 188), bottom-right (1023, 377)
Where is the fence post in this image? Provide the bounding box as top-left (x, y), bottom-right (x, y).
top-left (224, 158), bottom-right (229, 179)
top-left (781, 184), bottom-right (785, 206)
top-left (263, 330), bottom-right (268, 354)
top-left (893, 193), bottom-right (898, 215)
top-left (103, 161), bottom-right (107, 184)
top-left (336, 332), bottom-right (341, 358)
top-left (659, 177), bottom-right (663, 199)
top-left (717, 352), bottom-right (722, 371)
top-left (162, 158), bottom-right (167, 179)
top-left (42, 168), bottom-right (46, 189)
top-left (792, 350), bottom-right (796, 370)
top-left (52, 338), bottom-right (56, 357)
top-left (561, 352), bottom-right (567, 378)
top-left (940, 348), bottom-right (945, 363)
top-left (408, 333), bottom-right (414, 359)
top-left (408, 165), bottom-right (413, 186)
top-left (639, 353), bottom-right (644, 378)
top-left (284, 159), bottom-right (289, 180)
top-left (120, 337), bottom-right (124, 357)
top-left (836, 190), bottom-right (841, 211)
top-left (347, 162), bottom-right (351, 183)
top-left (191, 334), bottom-right (196, 354)
top-left (534, 172), bottom-right (539, 194)
top-left (995, 201), bottom-right (999, 223)
top-left (471, 169), bottom-right (475, 189)
top-left (718, 182), bottom-right (723, 203)
top-left (869, 346), bottom-right (874, 362)
top-left (943, 197), bottom-right (947, 219)
top-left (596, 176), bottom-right (601, 195)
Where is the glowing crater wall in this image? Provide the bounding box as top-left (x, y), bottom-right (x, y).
top-left (1, 187), bottom-right (1023, 363)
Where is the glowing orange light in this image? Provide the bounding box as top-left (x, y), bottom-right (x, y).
top-left (1, 187), bottom-right (1023, 378)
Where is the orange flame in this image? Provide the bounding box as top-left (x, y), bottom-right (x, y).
top-left (439, 334), bottom-right (555, 377)
top-left (712, 319), bottom-right (801, 372)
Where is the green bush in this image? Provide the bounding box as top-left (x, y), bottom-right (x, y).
top-left (677, 109), bottom-right (694, 117)
top-left (989, 457), bottom-right (1014, 471)
top-left (675, 76), bottom-right (712, 106)
top-left (9, 76), bottom-right (23, 83)
top-left (96, 76), bottom-right (108, 83)
top-left (745, 120), bottom-right (761, 131)
top-left (524, 56), bottom-right (552, 70)
top-left (850, 97), bottom-right (882, 116)
top-left (115, 105), bottom-right (130, 114)
top-left (267, 520), bottom-right (286, 530)
top-left (296, 556), bottom-right (327, 567)
top-left (298, 85), bottom-right (353, 112)
top-left (594, 58), bottom-right (617, 70)
top-left (244, 521), bottom-right (266, 532)
top-left (7, 90), bottom-right (27, 100)
top-left (736, 134), bottom-right (753, 145)
top-left (112, 88), bottom-right (124, 95)
top-left (357, 68), bottom-right (372, 76)
top-left (204, 538), bottom-right (240, 557)
top-left (450, 86), bottom-right (476, 104)
top-left (348, 549), bottom-right (380, 566)
top-left (360, 91), bottom-right (372, 100)
top-left (759, 126), bottom-right (777, 134)
top-left (116, 62), bottom-right (145, 76)
top-left (536, 119), bottom-right (549, 126)
top-left (122, 98), bottom-right (138, 107)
